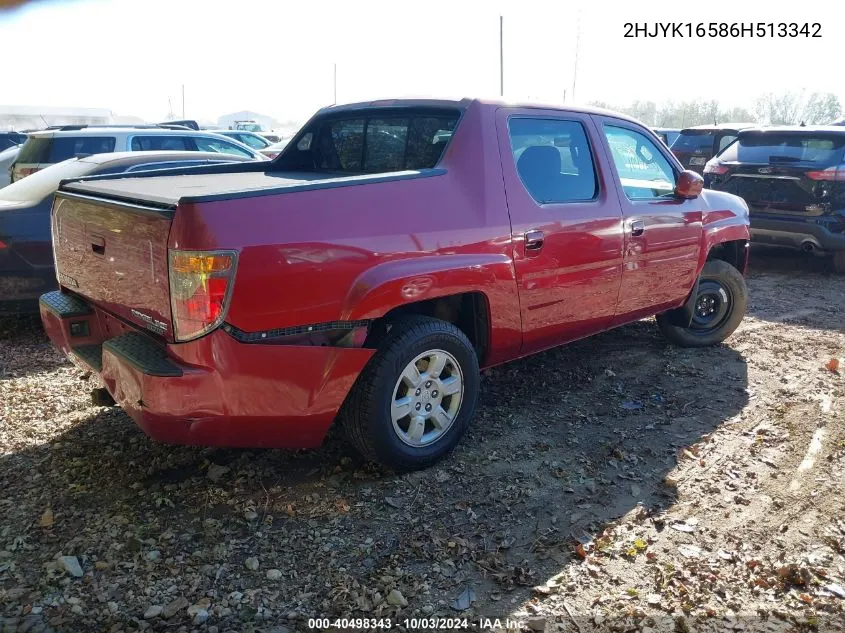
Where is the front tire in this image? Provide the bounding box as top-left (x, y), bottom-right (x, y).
top-left (341, 316), bottom-right (480, 471)
top-left (657, 260), bottom-right (747, 347)
top-left (832, 251), bottom-right (845, 274)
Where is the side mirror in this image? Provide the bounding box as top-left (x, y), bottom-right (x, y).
top-left (675, 170), bottom-right (704, 199)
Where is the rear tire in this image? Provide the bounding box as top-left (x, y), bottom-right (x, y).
top-left (832, 251), bottom-right (845, 274)
top-left (341, 316), bottom-right (480, 471)
top-left (657, 260), bottom-right (747, 347)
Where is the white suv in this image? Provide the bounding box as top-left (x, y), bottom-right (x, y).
top-left (11, 125), bottom-right (266, 182)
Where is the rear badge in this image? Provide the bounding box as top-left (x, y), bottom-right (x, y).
top-left (130, 309), bottom-right (168, 334)
top-left (758, 167), bottom-right (774, 174)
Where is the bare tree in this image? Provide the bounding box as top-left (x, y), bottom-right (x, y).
top-left (802, 92), bottom-right (842, 124)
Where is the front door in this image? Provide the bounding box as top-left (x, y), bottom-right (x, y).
top-left (595, 119), bottom-right (703, 324)
top-left (496, 109), bottom-right (625, 354)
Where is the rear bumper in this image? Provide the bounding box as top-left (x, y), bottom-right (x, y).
top-left (39, 290), bottom-right (374, 449)
top-left (750, 214), bottom-right (845, 252)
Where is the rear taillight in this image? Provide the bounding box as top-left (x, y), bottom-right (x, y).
top-left (169, 250), bottom-right (238, 342)
top-left (704, 161), bottom-right (728, 175)
top-left (0, 239), bottom-right (7, 249)
top-left (14, 167), bottom-right (40, 181)
top-left (806, 167), bottom-right (845, 181)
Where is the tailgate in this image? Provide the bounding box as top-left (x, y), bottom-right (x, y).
top-left (52, 190), bottom-right (175, 339)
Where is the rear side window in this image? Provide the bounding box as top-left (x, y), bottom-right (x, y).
top-left (131, 136), bottom-right (190, 151)
top-left (278, 111), bottom-right (459, 173)
top-left (17, 136), bottom-right (116, 163)
top-left (719, 133), bottom-right (845, 165)
top-left (671, 131), bottom-right (714, 152)
top-left (508, 118), bottom-right (597, 204)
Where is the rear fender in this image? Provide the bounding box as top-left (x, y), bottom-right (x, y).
top-left (341, 254), bottom-right (522, 364)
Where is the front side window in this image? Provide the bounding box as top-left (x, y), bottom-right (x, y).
top-left (239, 133), bottom-right (270, 149)
top-left (603, 125), bottom-right (676, 200)
top-left (508, 118), bottom-right (597, 204)
top-left (194, 137), bottom-right (253, 158)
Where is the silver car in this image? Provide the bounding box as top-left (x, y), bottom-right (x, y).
top-left (11, 125), bottom-right (266, 182)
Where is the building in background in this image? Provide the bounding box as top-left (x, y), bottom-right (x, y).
top-left (217, 110), bottom-right (278, 132)
top-left (0, 105), bottom-right (112, 130)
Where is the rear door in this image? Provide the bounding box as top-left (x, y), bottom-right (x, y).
top-left (707, 130), bottom-right (845, 217)
top-left (496, 108), bottom-right (625, 354)
top-left (596, 118), bottom-right (702, 322)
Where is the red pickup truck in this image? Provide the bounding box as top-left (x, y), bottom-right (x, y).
top-left (40, 99), bottom-right (750, 471)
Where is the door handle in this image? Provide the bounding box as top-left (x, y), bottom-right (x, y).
top-left (90, 234), bottom-right (105, 256)
top-left (630, 220), bottom-right (645, 237)
top-left (524, 229), bottom-right (545, 253)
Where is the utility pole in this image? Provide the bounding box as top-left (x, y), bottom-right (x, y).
top-left (499, 15), bottom-right (504, 97)
top-left (333, 63), bottom-right (337, 105)
top-left (571, 10), bottom-right (581, 103)
top-left (181, 84), bottom-right (185, 119)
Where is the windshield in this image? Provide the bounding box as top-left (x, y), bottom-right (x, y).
top-left (719, 133), bottom-right (845, 165)
top-left (0, 158), bottom-right (95, 202)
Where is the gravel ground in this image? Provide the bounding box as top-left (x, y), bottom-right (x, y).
top-left (1, 247), bottom-right (844, 633)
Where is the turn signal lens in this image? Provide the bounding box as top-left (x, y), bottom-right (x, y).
top-left (169, 250), bottom-right (237, 342)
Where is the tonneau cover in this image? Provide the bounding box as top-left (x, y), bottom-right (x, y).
top-left (60, 169), bottom-right (434, 207)
top-left (61, 172), bottom-right (330, 207)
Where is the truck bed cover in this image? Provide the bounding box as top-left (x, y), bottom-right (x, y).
top-left (60, 169), bottom-right (441, 208)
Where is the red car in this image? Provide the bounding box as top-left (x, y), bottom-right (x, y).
top-left (40, 99), bottom-right (750, 471)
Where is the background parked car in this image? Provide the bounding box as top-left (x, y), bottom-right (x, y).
top-left (670, 123), bottom-right (756, 173)
top-left (704, 125), bottom-right (845, 272)
top-left (260, 138), bottom-right (290, 159)
top-left (652, 127), bottom-right (680, 147)
top-left (214, 129), bottom-right (274, 150)
top-left (0, 132), bottom-right (27, 151)
top-left (0, 145), bottom-right (20, 189)
top-left (10, 125), bottom-right (266, 182)
top-left (0, 151), bottom-right (254, 315)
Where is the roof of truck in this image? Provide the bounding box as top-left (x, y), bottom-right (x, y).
top-left (318, 97), bottom-right (641, 124)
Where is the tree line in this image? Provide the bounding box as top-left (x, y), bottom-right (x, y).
top-left (589, 90), bottom-right (843, 128)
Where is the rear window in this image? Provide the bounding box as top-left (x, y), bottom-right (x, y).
top-left (277, 110), bottom-right (460, 173)
top-left (131, 136), bottom-right (191, 151)
top-left (17, 136), bottom-right (116, 163)
top-left (719, 133), bottom-right (845, 165)
top-left (670, 131), bottom-right (714, 152)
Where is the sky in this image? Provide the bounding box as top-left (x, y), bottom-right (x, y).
top-left (0, 0), bottom-right (842, 126)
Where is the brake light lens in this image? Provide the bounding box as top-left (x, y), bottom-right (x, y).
top-left (703, 161), bottom-right (729, 175)
top-left (168, 250), bottom-right (238, 342)
top-left (806, 166), bottom-right (845, 181)
top-left (13, 167), bottom-right (40, 181)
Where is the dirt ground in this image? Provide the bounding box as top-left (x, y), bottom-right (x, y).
top-left (1, 247), bottom-right (844, 633)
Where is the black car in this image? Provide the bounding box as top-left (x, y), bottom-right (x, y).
top-left (670, 123), bottom-right (756, 174)
top-left (0, 132), bottom-right (27, 152)
top-left (704, 126), bottom-right (845, 272)
top-left (0, 151), bottom-right (253, 315)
